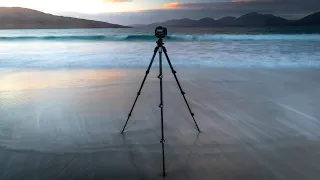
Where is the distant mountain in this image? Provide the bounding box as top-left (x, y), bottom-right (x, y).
top-left (129, 24), bottom-right (147, 28)
top-left (236, 12), bottom-right (290, 26)
top-left (148, 17), bottom-right (222, 27)
top-left (295, 11), bottom-right (320, 26)
top-left (149, 18), bottom-right (196, 27)
top-left (216, 16), bottom-right (238, 26)
top-left (133, 11), bottom-right (320, 28)
top-left (196, 17), bottom-right (220, 27)
top-left (0, 7), bottom-right (128, 29)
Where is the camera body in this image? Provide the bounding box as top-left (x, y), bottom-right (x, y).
top-left (155, 26), bottom-right (167, 39)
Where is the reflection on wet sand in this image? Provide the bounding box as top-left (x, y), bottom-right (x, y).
top-left (0, 69), bottom-right (127, 91)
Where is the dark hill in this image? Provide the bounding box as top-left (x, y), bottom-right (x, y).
top-left (150, 18), bottom-right (196, 27)
top-left (217, 16), bottom-right (238, 26)
top-left (136, 11), bottom-right (320, 27)
top-left (0, 7), bottom-right (128, 29)
top-left (237, 12), bottom-right (290, 26)
top-left (295, 11), bottom-right (320, 26)
top-left (196, 17), bottom-right (220, 27)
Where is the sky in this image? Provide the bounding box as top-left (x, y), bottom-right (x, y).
top-left (0, 0), bottom-right (320, 25)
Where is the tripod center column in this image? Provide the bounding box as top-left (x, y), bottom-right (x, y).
top-left (158, 46), bottom-right (166, 176)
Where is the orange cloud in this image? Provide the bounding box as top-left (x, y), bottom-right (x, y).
top-left (232, 0), bottom-right (252, 1)
top-left (103, 0), bottom-right (131, 2)
top-left (232, 0), bottom-right (271, 1)
top-left (160, 2), bottom-right (182, 9)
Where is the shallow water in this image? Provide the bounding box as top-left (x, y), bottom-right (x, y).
top-left (0, 28), bottom-right (320, 69)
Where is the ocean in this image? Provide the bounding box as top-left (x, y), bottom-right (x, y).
top-left (0, 27), bottom-right (320, 69)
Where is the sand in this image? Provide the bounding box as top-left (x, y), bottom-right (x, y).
top-left (0, 67), bottom-right (320, 180)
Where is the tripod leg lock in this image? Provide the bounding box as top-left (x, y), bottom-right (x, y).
top-left (146, 70), bottom-right (150, 74)
top-left (128, 113), bottom-right (132, 117)
top-left (159, 104), bottom-right (163, 108)
top-left (158, 75), bottom-right (163, 79)
top-left (191, 113), bottom-right (195, 116)
top-left (160, 139), bottom-right (165, 143)
top-left (137, 92), bottom-right (141, 95)
top-left (181, 91), bottom-right (185, 95)
top-left (172, 70), bottom-right (176, 74)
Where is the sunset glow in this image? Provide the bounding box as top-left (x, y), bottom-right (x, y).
top-left (160, 2), bottom-right (182, 9)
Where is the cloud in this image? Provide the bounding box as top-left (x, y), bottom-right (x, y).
top-left (160, 2), bottom-right (181, 9)
top-left (103, 0), bottom-right (132, 2)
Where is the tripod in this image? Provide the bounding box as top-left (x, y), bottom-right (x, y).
top-left (121, 38), bottom-right (200, 177)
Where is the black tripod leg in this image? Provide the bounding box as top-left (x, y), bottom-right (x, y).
top-left (158, 47), bottom-right (166, 177)
top-left (162, 46), bottom-right (201, 132)
top-left (121, 46), bottom-right (159, 133)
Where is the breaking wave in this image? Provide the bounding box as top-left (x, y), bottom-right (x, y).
top-left (1, 34), bottom-right (320, 41)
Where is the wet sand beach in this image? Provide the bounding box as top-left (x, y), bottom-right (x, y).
top-left (0, 67), bottom-right (320, 180)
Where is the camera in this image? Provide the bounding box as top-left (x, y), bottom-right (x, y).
top-left (155, 26), bottom-right (167, 39)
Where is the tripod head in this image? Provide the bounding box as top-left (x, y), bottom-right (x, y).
top-left (156, 38), bottom-right (164, 47)
top-left (155, 26), bottom-right (167, 47)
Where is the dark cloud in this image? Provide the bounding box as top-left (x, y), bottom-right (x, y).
top-left (59, 0), bottom-right (320, 25)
